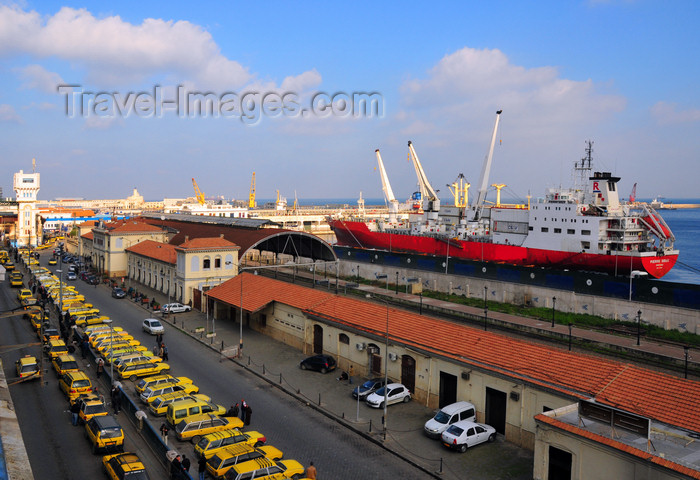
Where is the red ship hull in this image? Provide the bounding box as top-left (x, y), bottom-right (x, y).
top-left (329, 219), bottom-right (677, 279)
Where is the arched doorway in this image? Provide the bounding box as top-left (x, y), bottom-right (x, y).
top-left (313, 324), bottom-right (323, 354)
top-left (401, 355), bottom-right (416, 393)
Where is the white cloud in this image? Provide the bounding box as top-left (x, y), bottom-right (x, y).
top-left (0, 5), bottom-right (253, 89)
top-left (0, 104), bottom-right (21, 122)
top-left (650, 101), bottom-right (700, 125)
top-left (83, 115), bottom-right (122, 130)
top-left (15, 64), bottom-right (64, 93)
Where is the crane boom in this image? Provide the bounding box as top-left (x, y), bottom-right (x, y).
top-left (375, 149), bottom-right (399, 223)
top-left (192, 178), bottom-right (205, 205)
top-left (469, 110), bottom-right (502, 221)
top-left (407, 141), bottom-right (439, 213)
top-left (249, 172), bottom-right (256, 208)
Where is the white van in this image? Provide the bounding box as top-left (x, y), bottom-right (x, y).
top-left (424, 401), bottom-right (476, 438)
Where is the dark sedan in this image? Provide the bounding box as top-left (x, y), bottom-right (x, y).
top-left (352, 378), bottom-right (387, 400)
top-left (112, 287), bottom-right (126, 299)
top-left (299, 354), bottom-right (336, 374)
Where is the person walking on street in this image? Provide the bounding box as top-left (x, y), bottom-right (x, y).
top-left (96, 358), bottom-right (104, 378)
top-left (181, 455), bottom-right (191, 473)
top-left (227, 403), bottom-right (239, 418)
top-left (170, 455), bottom-right (183, 479)
top-left (70, 401), bottom-right (80, 426)
top-left (160, 423), bottom-right (169, 445)
top-left (197, 456), bottom-right (207, 480)
top-left (244, 403), bottom-right (252, 426)
top-left (240, 400), bottom-right (247, 421)
top-left (348, 364), bottom-right (355, 384)
top-left (111, 385), bottom-right (121, 414)
top-left (305, 461), bottom-right (317, 479)
top-left (161, 343), bottom-right (169, 361)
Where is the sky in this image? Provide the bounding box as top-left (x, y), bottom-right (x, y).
top-left (1, 0), bottom-right (699, 204)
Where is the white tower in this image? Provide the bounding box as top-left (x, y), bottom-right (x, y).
top-left (13, 163), bottom-right (40, 247)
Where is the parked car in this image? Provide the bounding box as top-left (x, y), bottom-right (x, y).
top-left (174, 413), bottom-right (234, 443)
top-left (111, 287), bottom-right (126, 299)
top-left (299, 354), bottom-right (336, 373)
top-left (85, 415), bottom-right (124, 453)
top-left (366, 383), bottom-right (411, 408)
top-left (195, 428), bottom-right (267, 460)
top-left (161, 303), bottom-right (192, 314)
top-left (15, 355), bottom-right (40, 380)
top-left (142, 318), bottom-right (165, 335)
top-left (352, 378), bottom-right (387, 400)
top-left (66, 272), bottom-right (77, 281)
top-left (102, 452), bottom-right (150, 480)
top-left (424, 401), bottom-right (477, 439)
top-left (440, 420), bottom-right (496, 452)
top-left (48, 258), bottom-right (57, 266)
top-left (206, 443), bottom-right (284, 479)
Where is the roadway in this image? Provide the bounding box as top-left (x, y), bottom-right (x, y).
top-left (6, 250), bottom-right (430, 479)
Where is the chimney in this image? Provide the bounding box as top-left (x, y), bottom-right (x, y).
top-left (184, 235), bottom-right (189, 242)
top-left (220, 233), bottom-right (224, 238)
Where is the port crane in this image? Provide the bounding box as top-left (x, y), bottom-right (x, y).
top-left (249, 172), bottom-right (257, 208)
top-left (467, 110), bottom-right (502, 222)
top-left (192, 178), bottom-right (205, 205)
top-left (375, 149), bottom-right (399, 223)
top-left (407, 141), bottom-right (440, 219)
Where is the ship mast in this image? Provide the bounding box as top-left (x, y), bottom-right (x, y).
top-left (375, 149), bottom-right (399, 223)
top-left (468, 110), bottom-right (502, 221)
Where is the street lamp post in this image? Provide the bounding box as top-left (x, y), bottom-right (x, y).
top-left (551, 296), bottom-right (556, 328)
top-left (636, 310), bottom-right (642, 346)
top-left (103, 318), bottom-right (114, 381)
top-left (395, 272), bottom-right (399, 295)
top-left (483, 286), bottom-right (488, 331)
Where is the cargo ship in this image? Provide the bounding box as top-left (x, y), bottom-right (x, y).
top-left (329, 113), bottom-right (678, 279)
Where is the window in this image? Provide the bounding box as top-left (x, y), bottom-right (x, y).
top-left (215, 257), bottom-right (221, 268)
top-left (582, 230), bottom-right (591, 236)
top-left (541, 227), bottom-right (549, 233)
top-left (554, 228), bottom-right (561, 234)
top-left (567, 229), bottom-right (575, 235)
top-left (203, 258), bottom-right (211, 269)
top-left (339, 333), bottom-right (349, 344)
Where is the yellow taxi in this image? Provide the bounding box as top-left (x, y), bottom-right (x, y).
top-left (48, 258), bottom-right (57, 265)
top-left (85, 415), bottom-right (124, 454)
top-left (78, 395), bottom-right (109, 424)
top-left (102, 452), bottom-right (151, 480)
top-left (167, 398), bottom-right (229, 427)
top-left (222, 458), bottom-right (304, 480)
top-left (97, 339), bottom-right (142, 355)
top-left (15, 355), bottom-right (40, 380)
top-left (140, 381), bottom-right (200, 405)
top-left (29, 312), bottom-right (48, 331)
top-left (84, 324), bottom-right (122, 338)
top-left (111, 352), bottom-right (158, 369)
top-left (45, 339), bottom-right (69, 359)
top-left (10, 272), bottom-right (23, 287)
top-left (206, 443), bottom-right (284, 478)
top-left (174, 413), bottom-right (234, 443)
top-left (135, 374), bottom-right (181, 394)
top-left (52, 354), bottom-right (80, 376)
top-left (118, 361), bottom-right (170, 382)
top-left (195, 428), bottom-right (268, 460)
top-left (90, 331), bottom-right (134, 348)
top-left (17, 289), bottom-right (32, 302)
top-left (59, 371), bottom-right (93, 402)
top-left (103, 346), bottom-right (149, 364)
top-left (149, 392), bottom-right (211, 417)
top-left (4, 261), bottom-right (15, 271)
top-left (75, 314), bottom-right (110, 327)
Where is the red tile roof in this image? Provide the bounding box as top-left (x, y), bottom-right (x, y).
top-left (102, 220), bottom-right (163, 234)
top-left (536, 414), bottom-right (700, 479)
top-left (81, 231), bottom-right (94, 240)
top-left (177, 237), bottom-right (239, 250)
top-left (126, 240), bottom-right (176, 264)
top-left (207, 274), bottom-right (700, 434)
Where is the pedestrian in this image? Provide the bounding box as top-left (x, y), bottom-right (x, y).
top-left (96, 358), bottom-right (104, 378)
top-left (170, 454), bottom-right (183, 479)
top-left (305, 461), bottom-right (317, 479)
top-left (227, 403), bottom-right (239, 418)
top-left (111, 385), bottom-right (121, 414)
top-left (181, 454), bottom-right (191, 473)
top-left (244, 403), bottom-right (252, 425)
top-left (80, 338), bottom-right (89, 359)
top-left (240, 400), bottom-right (247, 421)
top-left (160, 423), bottom-right (169, 445)
top-left (161, 343), bottom-right (169, 361)
top-left (70, 401), bottom-right (80, 426)
top-left (349, 364), bottom-right (355, 384)
top-left (197, 456), bottom-right (207, 480)
top-left (156, 333), bottom-right (162, 345)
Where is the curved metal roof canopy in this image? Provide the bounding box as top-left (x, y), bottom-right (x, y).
top-left (140, 215), bottom-right (336, 262)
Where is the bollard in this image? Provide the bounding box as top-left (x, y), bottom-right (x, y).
top-left (248, 356), bottom-right (251, 366)
top-left (440, 457), bottom-right (443, 473)
top-left (369, 419), bottom-right (372, 432)
top-left (262, 364), bottom-right (266, 375)
top-left (342, 412), bottom-right (345, 419)
top-left (221, 341), bottom-right (224, 351)
top-left (279, 373), bottom-right (282, 384)
top-left (182, 320), bottom-right (184, 329)
top-left (318, 393), bottom-right (321, 406)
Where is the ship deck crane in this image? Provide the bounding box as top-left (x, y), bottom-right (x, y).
top-left (449, 174), bottom-right (470, 208)
top-left (249, 172), bottom-right (256, 208)
top-left (468, 110), bottom-right (502, 221)
top-left (375, 149), bottom-right (399, 223)
top-left (407, 141), bottom-right (440, 216)
top-left (192, 178), bottom-right (205, 205)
